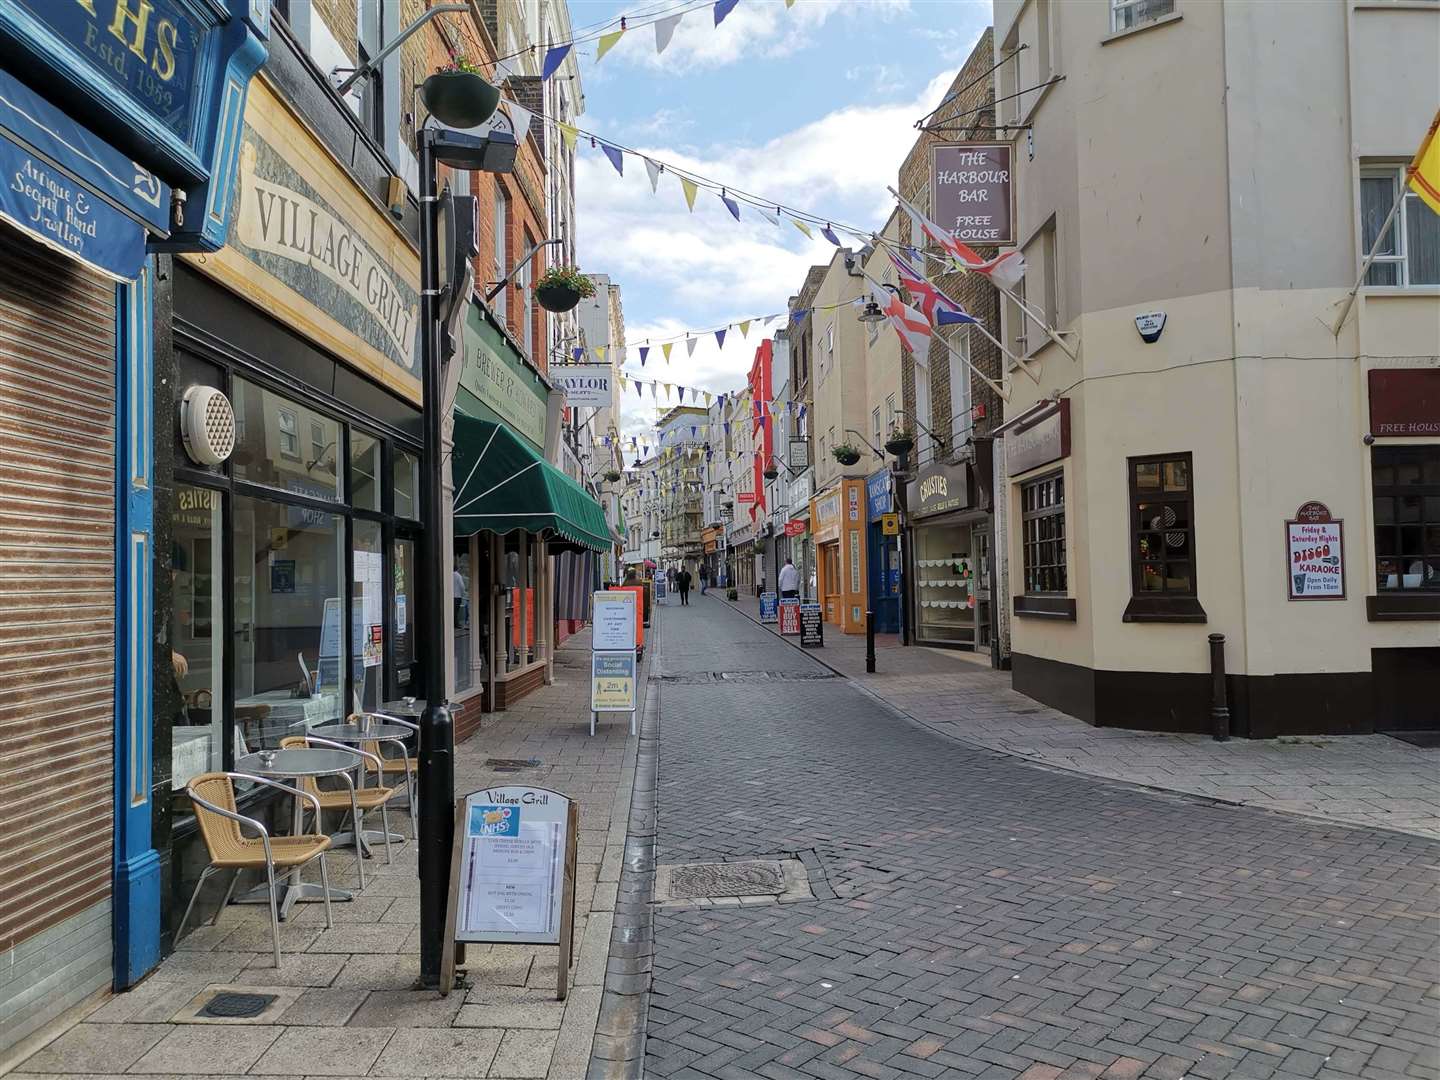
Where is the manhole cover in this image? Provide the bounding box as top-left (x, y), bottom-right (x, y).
top-left (199, 992), bottom-right (276, 1019)
top-left (484, 758), bottom-right (540, 772)
top-left (669, 861), bottom-right (785, 899)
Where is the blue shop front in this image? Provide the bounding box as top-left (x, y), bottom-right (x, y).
top-left (866, 469), bottom-right (901, 633)
top-left (0, 0), bottom-right (268, 1051)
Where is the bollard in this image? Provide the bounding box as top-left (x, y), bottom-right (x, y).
top-left (865, 610), bottom-right (876, 674)
top-left (1208, 633), bottom-right (1230, 742)
top-left (418, 700), bottom-right (455, 987)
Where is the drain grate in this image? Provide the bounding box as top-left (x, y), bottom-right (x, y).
top-left (199, 992), bottom-right (277, 1019)
top-left (484, 758), bottom-right (541, 772)
top-left (654, 858), bottom-right (814, 907)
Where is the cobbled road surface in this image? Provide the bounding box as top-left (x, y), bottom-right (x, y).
top-left (644, 597), bottom-right (1439, 1080)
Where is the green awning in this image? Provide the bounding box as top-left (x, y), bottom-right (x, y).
top-left (452, 415), bottom-right (611, 552)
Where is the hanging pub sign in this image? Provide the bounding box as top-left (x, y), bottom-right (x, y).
top-left (441, 786), bottom-right (579, 1000)
top-left (788, 437), bottom-right (810, 469)
top-left (931, 143), bottom-right (1014, 246)
top-left (554, 363), bottom-right (613, 408)
top-left (1285, 502), bottom-right (1345, 600)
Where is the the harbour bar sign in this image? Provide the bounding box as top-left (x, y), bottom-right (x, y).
top-left (931, 143), bottom-right (1014, 246)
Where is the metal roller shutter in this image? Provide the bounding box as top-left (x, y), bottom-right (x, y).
top-left (0, 225), bottom-right (116, 952)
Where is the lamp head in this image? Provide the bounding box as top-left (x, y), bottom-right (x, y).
top-left (858, 300), bottom-right (886, 324)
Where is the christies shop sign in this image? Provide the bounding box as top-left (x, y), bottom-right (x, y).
top-left (907, 460), bottom-right (969, 520)
top-left (187, 78), bottom-right (421, 402)
top-left (931, 143), bottom-right (1014, 247)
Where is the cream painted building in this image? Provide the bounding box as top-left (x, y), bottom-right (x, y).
top-left (993, 0), bottom-right (1439, 736)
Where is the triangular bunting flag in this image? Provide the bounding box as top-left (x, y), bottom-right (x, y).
top-left (680, 177), bottom-right (698, 211)
top-left (503, 102), bottom-right (532, 144)
top-left (662, 342), bottom-right (674, 362)
top-left (595, 28), bottom-right (624, 61)
top-left (686, 337), bottom-right (698, 358)
top-left (654, 12), bottom-right (682, 53)
top-left (715, 328), bottom-right (727, 348)
top-left (790, 309), bottom-right (807, 322)
top-left (644, 157), bottom-right (662, 193)
top-left (635, 382), bottom-right (643, 398)
top-left (792, 218), bottom-right (813, 239)
top-left (618, 375), bottom-right (627, 389)
top-left (601, 143), bottom-right (624, 176)
top-left (821, 223), bottom-right (841, 245)
top-left (714, 0), bottom-right (740, 26)
top-left (650, 383), bottom-right (657, 399)
top-left (558, 122), bottom-right (578, 150)
top-left (738, 320), bottom-right (751, 338)
top-left (541, 43), bottom-right (572, 80)
top-left (704, 391), bottom-right (713, 406)
top-left (663, 383), bottom-right (672, 401)
top-left (639, 346), bottom-right (649, 366)
top-left (596, 346), bottom-right (607, 361)
top-left (720, 191), bottom-right (740, 221)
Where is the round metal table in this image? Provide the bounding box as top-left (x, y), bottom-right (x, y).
top-left (310, 722), bottom-right (414, 853)
top-left (380, 697), bottom-right (426, 719)
top-left (234, 747), bottom-right (361, 918)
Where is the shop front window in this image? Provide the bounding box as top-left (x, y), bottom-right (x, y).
top-left (171, 484), bottom-right (224, 803)
top-left (501, 533), bottom-right (535, 672)
top-left (394, 449), bottom-right (420, 519)
top-left (351, 431), bottom-right (381, 512)
top-left (454, 535), bottom-right (474, 693)
top-left (1373, 445), bottom-right (1440, 591)
top-left (915, 523), bottom-right (976, 644)
top-left (353, 520), bottom-right (385, 712)
top-left (233, 378), bottom-right (343, 503)
top-left (232, 493), bottom-right (345, 751)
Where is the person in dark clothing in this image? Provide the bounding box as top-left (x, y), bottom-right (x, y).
top-left (699, 563), bottom-right (710, 594)
top-left (677, 567), bottom-right (692, 605)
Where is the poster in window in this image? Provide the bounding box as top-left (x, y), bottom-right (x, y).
top-left (1285, 503), bottom-right (1345, 600)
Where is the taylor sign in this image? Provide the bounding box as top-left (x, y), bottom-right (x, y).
top-left (931, 143), bottom-right (1014, 246)
top-left (554, 363), bottom-right (612, 408)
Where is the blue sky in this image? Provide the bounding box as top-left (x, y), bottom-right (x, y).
top-left (566, 0), bottom-right (990, 441)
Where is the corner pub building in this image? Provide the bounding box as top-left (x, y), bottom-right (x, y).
top-left (0, 0), bottom-right (268, 1057)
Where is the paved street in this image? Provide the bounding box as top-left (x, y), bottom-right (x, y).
top-left (647, 598), bottom-right (1440, 1080)
top-left (714, 594), bottom-right (1440, 840)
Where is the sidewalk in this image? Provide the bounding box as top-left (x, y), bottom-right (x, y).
top-left (710, 592), bottom-right (1440, 840)
top-left (8, 626), bottom-right (642, 1080)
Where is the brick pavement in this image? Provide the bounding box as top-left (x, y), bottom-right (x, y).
top-left (647, 597), bottom-right (1440, 1080)
top-left (9, 626), bottom-right (641, 1080)
top-left (713, 593), bottom-right (1440, 840)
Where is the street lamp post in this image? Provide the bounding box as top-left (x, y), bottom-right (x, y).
top-left (414, 123), bottom-right (515, 990)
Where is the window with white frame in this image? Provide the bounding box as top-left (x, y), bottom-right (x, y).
top-left (493, 182), bottom-right (508, 322)
top-left (1362, 165), bottom-right (1440, 287)
top-left (277, 408), bottom-right (299, 459)
top-left (1112, 0), bottom-right (1174, 33)
top-left (872, 406), bottom-right (882, 452)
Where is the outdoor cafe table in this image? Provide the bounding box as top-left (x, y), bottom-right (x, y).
top-left (234, 746), bottom-right (361, 919)
top-left (379, 697), bottom-right (426, 719)
top-left (310, 721), bottom-right (413, 855)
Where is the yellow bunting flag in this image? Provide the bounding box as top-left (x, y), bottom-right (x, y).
top-left (1409, 108), bottom-right (1440, 215)
top-left (680, 178), bottom-right (698, 211)
top-left (596, 346), bottom-right (606, 361)
top-left (558, 122), bottom-right (578, 150)
top-left (619, 375), bottom-right (627, 389)
top-left (662, 342), bottom-right (674, 362)
top-left (791, 218), bottom-right (813, 239)
top-left (595, 28), bottom-right (624, 61)
top-left (738, 320), bottom-right (751, 338)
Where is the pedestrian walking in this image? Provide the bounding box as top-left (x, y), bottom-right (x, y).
top-left (699, 563), bottom-right (710, 594)
top-left (778, 557), bottom-right (800, 599)
top-left (666, 565), bottom-right (676, 592)
top-left (677, 567), bottom-right (692, 606)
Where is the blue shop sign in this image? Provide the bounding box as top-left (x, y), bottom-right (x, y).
top-left (865, 469), bottom-right (892, 522)
top-left (11, 0), bottom-right (203, 143)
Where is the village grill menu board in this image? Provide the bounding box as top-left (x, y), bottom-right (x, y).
top-left (455, 787), bottom-right (570, 944)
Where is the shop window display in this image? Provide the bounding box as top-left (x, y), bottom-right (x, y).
top-left (915, 525), bottom-right (976, 644)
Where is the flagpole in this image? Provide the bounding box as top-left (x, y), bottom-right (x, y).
top-left (1332, 179), bottom-right (1406, 335)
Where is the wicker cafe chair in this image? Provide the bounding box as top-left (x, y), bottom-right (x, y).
top-left (178, 772), bottom-right (333, 968)
top-left (351, 711), bottom-right (418, 833)
top-left (279, 735), bottom-right (396, 888)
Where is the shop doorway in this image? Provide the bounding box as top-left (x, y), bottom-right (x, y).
top-left (867, 525), bottom-right (900, 633)
top-left (821, 541), bottom-right (841, 623)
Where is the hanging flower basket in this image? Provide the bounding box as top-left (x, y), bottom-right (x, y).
top-left (651, 530), bottom-right (660, 539)
top-left (535, 266), bottom-right (595, 313)
top-left (832, 444), bottom-right (862, 466)
top-left (763, 464), bottom-right (779, 480)
top-left (603, 469), bottom-right (623, 483)
top-left (420, 60), bottom-right (500, 129)
top-left (884, 431), bottom-right (915, 457)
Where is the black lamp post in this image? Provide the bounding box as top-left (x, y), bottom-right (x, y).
top-left (416, 122), bottom-right (515, 990)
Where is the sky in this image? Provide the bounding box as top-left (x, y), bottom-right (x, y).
top-left (566, 0), bottom-right (991, 449)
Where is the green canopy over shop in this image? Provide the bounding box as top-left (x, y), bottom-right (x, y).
top-left (452, 414), bottom-right (611, 552)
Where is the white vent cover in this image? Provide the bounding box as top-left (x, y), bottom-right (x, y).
top-left (181, 384), bottom-right (236, 466)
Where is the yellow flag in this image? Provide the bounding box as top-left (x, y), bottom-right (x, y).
top-left (791, 218), bottom-right (812, 239)
top-left (662, 342), bottom-right (673, 362)
top-left (596, 346), bottom-right (607, 362)
top-left (595, 28), bottom-right (624, 61)
top-left (738, 320), bottom-right (751, 338)
top-left (680, 178), bottom-right (698, 211)
top-left (1409, 108), bottom-right (1440, 216)
top-left (558, 122), bottom-right (578, 151)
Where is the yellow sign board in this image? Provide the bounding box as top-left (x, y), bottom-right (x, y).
top-left (881, 512), bottom-right (900, 536)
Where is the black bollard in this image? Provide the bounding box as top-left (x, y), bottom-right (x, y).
top-left (865, 610), bottom-right (876, 674)
top-left (418, 700), bottom-right (455, 987)
top-left (1209, 633), bottom-right (1230, 742)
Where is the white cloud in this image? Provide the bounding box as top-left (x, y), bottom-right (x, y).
top-left (576, 65), bottom-right (967, 437)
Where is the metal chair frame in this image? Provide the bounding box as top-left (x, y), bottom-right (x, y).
top-left (286, 735), bottom-right (395, 884)
top-left (177, 773), bottom-right (332, 968)
top-left (359, 711), bottom-right (419, 833)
